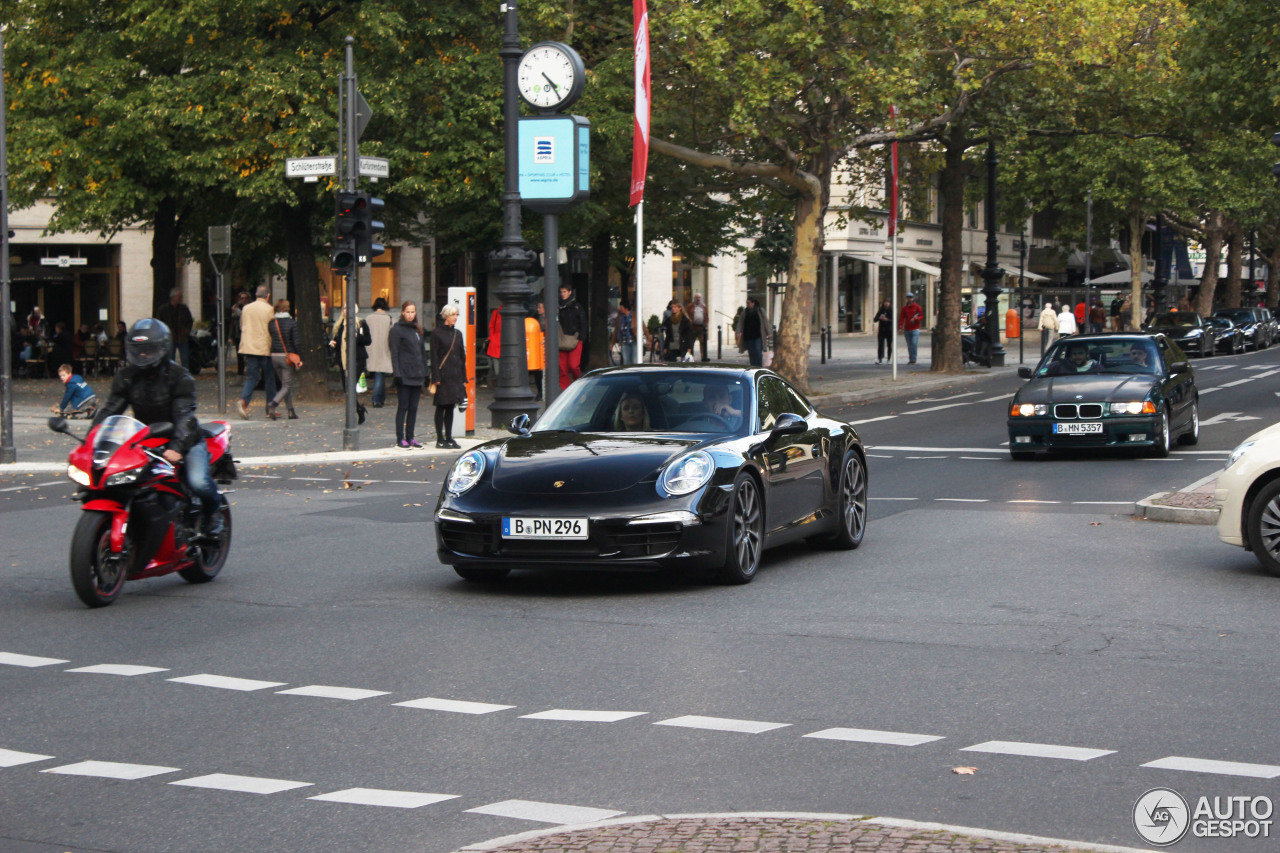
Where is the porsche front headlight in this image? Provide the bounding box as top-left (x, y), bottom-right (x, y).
top-left (445, 450), bottom-right (485, 495)
top-left (660, 451), bottom-right (715, 496)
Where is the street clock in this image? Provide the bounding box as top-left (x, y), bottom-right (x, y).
top-left (517, 42), bottom-right (585, 113)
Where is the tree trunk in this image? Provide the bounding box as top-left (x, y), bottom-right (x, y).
top-left (1129, 207), bottom-right (1145, 328)
top-left (280, 200), bottom-right (327, 400)
top-left (1222, 222), bottom-right (1242, 309)
top-left (933, 125), bottom-right (967, 373)
top-left (151, 196), bottom-right (180, 313)
top-left (773, 179), bottom-right (824, 393)
top-left (585, 232), bottom-right (612, 371)
top-left (1194, 211), bottom-right (1224, 316)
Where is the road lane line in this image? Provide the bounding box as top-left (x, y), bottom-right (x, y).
top-left (936, 498), bottom-right (988, 503)
top-left (44, 761), bottom-right (180, 780)
top-left (959, 456), bottom-right (999, 461)
top-left (65, 664), bottom-right (168, 677)
top-left (170, 773), bottom-right (313, 794)
top-left (804, 728), bottom-right (943, 747)
top-left (276, 686), bottom-right (390, 701)
top-left (0, 748), bottom-right (54, 767)
top-left (870, 497), bottom-right (917, 501)
top-left (849, 416), bottom-right (897, 426)
top-left (309, 788), bottom-right (460, 808)
top-left (908, 392), bottom-right (980, 404)
top-left (654, 715), bottom-right (790, 734)
top-left (869, 446), bottom-right (1006, 453)
top-left (0, 653), bottom-right (69, 667)
top-left (1141, 756), bottom-right (1280, 779)
top-left (520, 710), bottom-right (648, 723)
top-left (466, 800), bottom-right (625, 824)
top-left (962, 741), bottom-right (1114, 761)
top-left (167, 674), bottom-right (286, 691)
top-left (393, 697), bottom-right (514, 714)
top-left (1072, 501), bottom-right (1134, 506)
top-left (1007, 500), bottom-right (1060, 504)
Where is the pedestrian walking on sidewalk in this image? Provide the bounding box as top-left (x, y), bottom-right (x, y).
top-left (557, 284), bottom-right (585, 389)
top-left (236, 285), bottom-right (277, 419)
top-left (268, 299), bottom-right (300, 420)
top-left (1057, 303), bottom-right (1078, 337)
top-left (429, 303), bottom-right (466, 449)
top-left (686, 293), bottom-right (709, 361)
top-left (156, 288), bottom-right (193, 369)
top-left (389, 301), bottom-right (428, 448)
top-left (735, 296), bottom-right (772, 367)
top-left (1038, 301), bottom-right (1059, 352)
top-left (364, 298), bottom-right (394, 408)
top-left (874, 299), bottom-right (893, 363)
top-left (897, 293), bottom-right (924, 364)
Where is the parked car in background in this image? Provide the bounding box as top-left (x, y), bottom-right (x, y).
top-left (1212, 308), bottom-right (1270, 350)
top-left (1144, 312), bottom-right (1217, 357)
top-left (1255, 306), bottom-right (1278, 343)
top-left (1216, 420), bottom-right (1280, 577)
top-left (1007, 334), bottom-right (1199, 459)
top-left (1206, 315), bottom-right (1247, 355)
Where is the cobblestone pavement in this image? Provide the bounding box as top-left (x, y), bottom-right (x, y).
top-left (452, 815), bottom-right (1147, 853)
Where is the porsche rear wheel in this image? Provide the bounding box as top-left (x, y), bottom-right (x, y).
top-left (1247, 480), bottom-right (1280, 577)
top-left (718, 474), bottom-right (763, 584)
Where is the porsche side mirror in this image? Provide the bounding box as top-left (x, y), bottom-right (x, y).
top-left (1017, 367), bottom-right (1033, 379)
top-left (509, 414), bottom-right (531, 437)
top-left (749, 412), bottom-right (807, 456)
top-left (149, 421), bottom-right (174, 439)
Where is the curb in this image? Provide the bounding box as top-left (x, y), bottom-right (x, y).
top-left (450, 812), bottom-right (1153, 853)
top-left (810, 367), bottom-right (1019, 408)
top-left (1133, 496), bottom-right (1219, 525)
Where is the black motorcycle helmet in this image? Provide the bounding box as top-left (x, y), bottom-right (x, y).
top-left (125, 318), bottom-right (172, 370)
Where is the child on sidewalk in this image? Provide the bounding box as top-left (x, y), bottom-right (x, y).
top-left (50, 364), bottom-right (98, 418)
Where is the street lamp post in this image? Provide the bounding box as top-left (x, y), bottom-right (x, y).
top-left (487, 1), bottom-right (539, 429)
top-left (1152, 213), bottom-right (1168, 315)
top-left (0, 30), bottom-right (13, 464)
top-left (980, 141), bottom-right (1006, 367)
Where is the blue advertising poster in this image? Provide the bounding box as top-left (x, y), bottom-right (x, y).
top-left (577, 124), bottom-right (590, 194)
top-left (519, 117), bottom-right (576, 201)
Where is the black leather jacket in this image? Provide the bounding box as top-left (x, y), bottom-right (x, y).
top-left (93, 361), bottom-right (201, 455)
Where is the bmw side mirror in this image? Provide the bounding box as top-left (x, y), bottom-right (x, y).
top-left (1017, 367), bottom-right (1033, 379)
top-left (509, 414), bottom-right (531, 437)
top-left (1169, 361), bottom-right (1189, 374)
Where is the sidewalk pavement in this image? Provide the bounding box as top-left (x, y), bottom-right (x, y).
top-left (1, 333), bottom-right (1024, 471)
top-left (451, 813), bottom-right (1150, 853)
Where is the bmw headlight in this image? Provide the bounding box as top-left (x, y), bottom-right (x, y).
top-left (445, 450), bottom-right (485, 495)
top-left (1109, 401), bottom-right (1156, 415)
top-left (105, 467), bottom-right (143, 487)
top-left (1010, 403), bottom-right (1048, 417)
top-left (1227, 441), bottom-right (1255, 469)
top-left (67, 464), bottom-right (91, 487)
top-left (660, 451), bottom-right (715, 496)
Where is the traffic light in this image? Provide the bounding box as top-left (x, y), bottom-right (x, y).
top-left (356, 195), bottom-right (385, 264)
top-left (333, 190), bottom-right (384, 268)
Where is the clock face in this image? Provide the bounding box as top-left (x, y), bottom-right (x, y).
top-left (518, 43), bottom-right (581, 110)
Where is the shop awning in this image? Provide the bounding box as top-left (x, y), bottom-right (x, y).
top-left (834, 252), bottom-right (942, 277)
top-left (1090, 269), bottom-right (1151, 285)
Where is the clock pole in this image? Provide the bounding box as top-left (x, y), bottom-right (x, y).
top-left (488, 1), bottom-right (539, 428)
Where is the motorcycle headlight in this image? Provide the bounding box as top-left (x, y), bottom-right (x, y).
top-left (1227, 441), bottom-right (1255, 469)
top-left (445, 450), bottom-right (485, 496)
top-left (660, 451), bottom-right (715, 496)
top-left (67, 464), bottom-right (91, 487)
top-left (105, 467), bottom-right (143, 488)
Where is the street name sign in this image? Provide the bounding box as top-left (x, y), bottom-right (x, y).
top-left (358, 157), bottom-right (390, 180)
top-left (286, 157), bottom-right (337, 180)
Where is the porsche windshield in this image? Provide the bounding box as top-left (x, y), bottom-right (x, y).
top-left (534, 371), bottom-right (750, 435)
top-left (1032, 339), bottom-right (1160, 377)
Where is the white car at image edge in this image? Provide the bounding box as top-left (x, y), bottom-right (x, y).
top-left (1216, 420), bottom-right (1280, 576)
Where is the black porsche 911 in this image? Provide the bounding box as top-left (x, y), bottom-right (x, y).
top-left (435, 365), bottom-right (867, 584)
top-left (1007, 334), bottom-right (1199, 459)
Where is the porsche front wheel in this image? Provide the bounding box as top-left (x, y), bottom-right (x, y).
top-left (718, 474), bottom-right (763, 584)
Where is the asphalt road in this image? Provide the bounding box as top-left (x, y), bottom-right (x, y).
top-left (1, 346), bottom-right (1278, 853)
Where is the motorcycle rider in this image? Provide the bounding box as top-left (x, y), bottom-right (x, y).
top-left (92, 319), bottom-right (224, 537)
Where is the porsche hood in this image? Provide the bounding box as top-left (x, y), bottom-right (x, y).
top-left (490, 433), bottom-right (700, 494)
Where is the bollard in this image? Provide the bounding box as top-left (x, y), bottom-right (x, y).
top-left (820, 327), bottom-right (826, 364)
top-left (826, 326), bottom-right (833, 359)
top-left (717, 326), bottom-right (722, 360)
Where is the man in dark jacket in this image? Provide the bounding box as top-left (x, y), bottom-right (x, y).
top-left (557, 284), bottom-right (586, 389)
top-left (156, 289), bottom-right (194, 368)
top-left (93, 319), bottom-right (223, 536)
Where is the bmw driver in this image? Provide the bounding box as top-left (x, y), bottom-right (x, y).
top-left (92, 319), bottom-right (224, 537)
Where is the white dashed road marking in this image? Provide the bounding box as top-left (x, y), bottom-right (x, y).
top-left (0, 748), bottom-right (53, 767)
top-left (309, 788), bottom-right (460, 808)
top-left (170, 773), bottom-right (313, 794)
top-left (520, 710), bottom-right (648, 723)
top-left (1007, 500), bottom-right (1060, 505)
top-left (1141, 756), bottom-right (1280, 779)
top-left (65, 664), bottom-right (169, 677)
top-left (962, 741), bottom-right (1115, 761)
top-left (167, 674), bottom-right (287, 691)
top-left (936, 498), bottom-right (987, 503)
top-left (654, 715), bottom-right (790, 734)
top-left (465, 799), bottom-right (625, 825)
top-left (393, 697), bottom-right (515, 714)
top-left (804, 728), bottom-right (944, 747)
top-left (0, 652), bottom-right (69, 667)
top-left (44, 761), bottom-right (180, 780)
top-left (276, 685), bottom-right (390, 700)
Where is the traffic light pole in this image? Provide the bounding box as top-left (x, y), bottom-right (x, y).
top-left (0, 31), bottom-right (14, 464)
top-left (341, 36), bottom-right (360, 451)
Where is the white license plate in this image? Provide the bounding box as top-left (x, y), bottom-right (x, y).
top-left (502, 517), bottom-right (588, 540)
top-left (1054, 422), bottom-right (1103, 435)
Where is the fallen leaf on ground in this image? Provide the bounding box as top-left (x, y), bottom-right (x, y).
top-left (952, 767), bottom-right (977, 775)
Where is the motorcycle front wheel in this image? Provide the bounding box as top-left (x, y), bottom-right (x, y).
top-left (70, 511), bottom-right (128, 608)
top-left (179, 497), bottom-right (231, 584)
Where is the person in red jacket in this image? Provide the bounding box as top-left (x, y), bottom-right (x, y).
top-left (897, 293), bottom-right (924, 364)
top-left (1074, 301), bottom-right (1087, 328)
top-left (485, 308), bottom-right (501, 388)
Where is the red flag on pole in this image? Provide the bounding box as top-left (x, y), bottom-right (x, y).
top-left (630, 0), bottom-right (650, 207)
top-left (888, 105), bottom-right (899, 237)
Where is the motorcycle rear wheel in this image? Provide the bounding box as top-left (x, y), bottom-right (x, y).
top-left (180, 498), bottom-right (232, 584)
top-left (70, 511), bottom-right (127, 608)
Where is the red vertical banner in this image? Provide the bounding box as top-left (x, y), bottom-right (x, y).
top-left (630, 0), bottom-right (650, 207)
top-left (888, 105), bottom-right (899, 237)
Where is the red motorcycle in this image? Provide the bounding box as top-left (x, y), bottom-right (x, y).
top-left (50, 415), bottom-right (237, 608)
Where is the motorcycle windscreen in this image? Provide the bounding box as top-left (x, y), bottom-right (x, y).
top-left (93, 416), bottom-right (147, 468)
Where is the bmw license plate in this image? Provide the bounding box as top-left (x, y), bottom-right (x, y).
top-left (502, 517), bottom-right (588, 540)
top-left (1053, 422), bottom-right (1103, 435)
